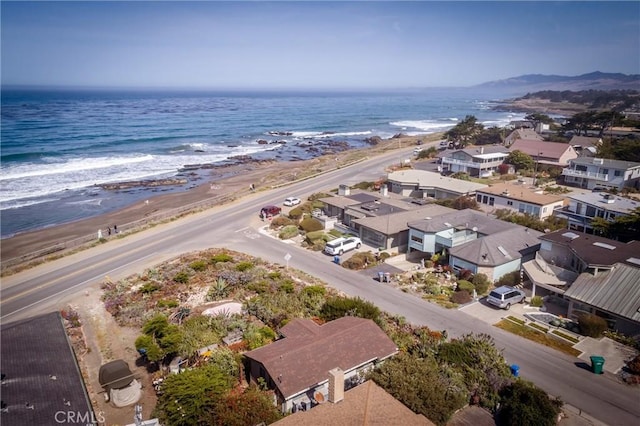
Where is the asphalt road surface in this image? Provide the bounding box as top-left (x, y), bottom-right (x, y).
top-left (2, 145), bottom-right (638, 425)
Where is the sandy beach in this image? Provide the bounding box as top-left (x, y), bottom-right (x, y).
top-left (1, 134), bottom-right (432, 271)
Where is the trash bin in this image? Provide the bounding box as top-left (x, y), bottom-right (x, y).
top-left (590, 356), bottom-right (605, 374)
top-left (378, 271), bottom-right (384, 282)
top-left (384, 272), bottom-right (391, 283)
top-left (333, 255), bottom-right (340, 265)
top-left (510, 364), bottom-right (520, 377)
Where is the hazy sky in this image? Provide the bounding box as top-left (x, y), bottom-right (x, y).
top-left (2, 1), bottom-right (639, 89)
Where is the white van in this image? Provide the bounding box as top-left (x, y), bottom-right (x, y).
top-left (324, 237), bottom-right (362, 255)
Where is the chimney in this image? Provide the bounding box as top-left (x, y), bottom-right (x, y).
top-left (480, 146), bottom-right (484, 154)
top-left (328, 368), bottom-right (344, 403)
top-left (338, 184), bottom-right (350, 196)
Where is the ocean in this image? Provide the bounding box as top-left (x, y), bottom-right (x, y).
top-left (0, 87), bottom-right (524, 238)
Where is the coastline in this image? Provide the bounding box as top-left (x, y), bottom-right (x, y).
top-left (1, 134), bottom-right (430, 269)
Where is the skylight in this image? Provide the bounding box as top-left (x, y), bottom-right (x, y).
top-left (561, 232), bottom-right (580, 240)
top-left (444, 222), bottom-right (452, 227)
top-left (626, 257), bottom-right (640, 266)
top-left (593, 242), bottom-right (616, 250)
top-left (497, 246), bottom-right (510, 257)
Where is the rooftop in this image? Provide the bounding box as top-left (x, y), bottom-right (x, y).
top-left (272, 380), bottom-right (434, 426)
top-left (244, 317), bottom-right (398, 399)
top-left (407, 209), bottom-right (516, 235)
top-left (509, 139), bottom-right (577, 163)
top-left (387, 169), bottom-right (488, 194)
top-left (569, 157), bottom-right (640, 170)
top-left (353, 204), bottom-right (455, 234)
top-left (477, 182), bottom-right (566, 206)
top-left (449, 226), bottom-right (542, 266)
top-left (568, 192), bottom-right (640, 214)
top-left (540, 229), bottom-right (640, 268)
top-left (0, 312), bottom-right (95, 425)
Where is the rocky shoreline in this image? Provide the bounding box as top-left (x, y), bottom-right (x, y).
top-left (492, 98), bottom-right (587, 116)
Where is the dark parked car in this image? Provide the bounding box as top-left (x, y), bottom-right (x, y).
top-left (260, 205), bottom-right (282, 218)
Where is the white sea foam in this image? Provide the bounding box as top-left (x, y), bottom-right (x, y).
top-left (290, 130), bottom-right (372, 139)
top-left (389, 120), bottom-right (458, 133)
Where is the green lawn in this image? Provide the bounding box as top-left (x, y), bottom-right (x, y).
top-left (495, 320), bottom-right (581, 357)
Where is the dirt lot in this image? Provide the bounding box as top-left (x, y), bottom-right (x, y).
top-left (67, 284), bottom-right (158, 426)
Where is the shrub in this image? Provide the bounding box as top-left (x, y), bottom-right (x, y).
top-left (497, 163), bottom-right (511, 175)
top-left (140, 282), bottom-right (160, 294)
top-left (302, 285), bottom-right (326, 297)
top-left (235, 261), bottom-right (254, 272)
top-left (320, 296), bottom-right (381, 323)
top-left (471, 273), bottom-right (490, 295)
top-left (288, 206), bottom-right (304, 220)
top-left (425, 260), bottom-right (434, 268)
top-left (210, 253), bottom-right (233, 264)
top-left (450, 290), bottom-right (472, 304)
top-left (174, 271), bottom-right (190, 284)
top-left (496, 271), bottom-right (521, 287)
top-left (270, 216), bottom-right (295, 228)
top-left (578, 313), bottom-right (608, 337)
top-left (342, 252), bottom-right (376, 270)
top-left (496, 380), bottom-right (562, 426)
top-left (189, 260), bottom-right (208, 271)
top-left (456, 280), bottom-right (475, 293)
top-left (305, 230), bottom-right (325, 241)
top-left (627, 354), bottom-right (640, 375)
top-left (299, 217), bottom-right (323, 232)
top-left (278, 281), bottom-right (295, 294)
top-left (157, 299), bottom-right (179, 309)
top-left (278, 225), bottom-right (299, 240)
top-left (379, 252), bottom-right (391, 261)
top-left (530, 296), bottom-right (544, 307)
top-left (458, 269), bottom-right (473, 281)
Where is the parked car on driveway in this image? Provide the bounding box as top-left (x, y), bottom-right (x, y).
top-left (324, 237), bottom-right (362, 256)
top-left (283, 197), bottom-right (301, 206)
top-left (486, 286), bottom-right (526, 310)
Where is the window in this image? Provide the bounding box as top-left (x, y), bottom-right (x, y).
top-left (543, 207), bottom-right (547, 213)
top-left (507, 200), bottom-right (513, 206)
top-left (411, 234), bottom-right (423, 243)
top-left (585, 206), bottom-right (596, 217)
top-left (482, 195), bottom-right (488, 204)
top-left (602, 169), bottom-right (609, 175)
top-left (476, 194), bottom-right (482, 203)
top-left (614, 170), bottom-right (622, 177)
top-left (489, 197), bottom-right (494, 206)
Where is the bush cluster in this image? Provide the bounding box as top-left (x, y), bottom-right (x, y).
top-left (450, 290), bottom-right (472, 304)
top-left (578, 313), bottom-right (608, 337)
top-left (299, 217), bottom-right (323, 232)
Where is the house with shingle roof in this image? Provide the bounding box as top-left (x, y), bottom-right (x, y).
top-left (243, 317), bottom-right (398, 413)
top-left (522, 229), bottom-right (640, 335)
top-left (272, 380), bottom-right (434, 426)
top-left (504, 128), bottom-right (543, 146)
top-left (0, 312), bottom-right (96, 425)
top-left (407, 209), bottom-right (541, 281)
top-left (561, 157), bottom-right (640, 191)
top-left (474, 181), bottom-right (567, 219)
top-left (509, 139), bottom-right (578, 167)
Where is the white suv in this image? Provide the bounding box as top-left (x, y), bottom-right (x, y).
top-left (324, 237), bottom-right (362, 255)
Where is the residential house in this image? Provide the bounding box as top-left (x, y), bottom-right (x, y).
top-left (509, 139), bottom-right (578, 167)
top-left (561, 191), bottom-right (639, 234)
top-left (569, 135), bottom-right (601, 157)
top-left (386, 169), bottom-right (488, 200)
top-left (474, 182), bottom-right (566, 219)
top-left (523, 229), bottom-right (640, 335)
top-left (561, 157), bottom-right (640, 191)
top-left (243, 317), bottom-right (398, 413)
top-left (504, 128), bottom-right (543, 147)
top-left (1, 312), bottom-right (97, 425)
top-left (407, 209), bottom-right (542, 281)
top-left (440, 145), bottom-right (510, 177)
top-left (272, 380), bottom-right (434, 426)
top-left (318, 187), bottom-right (455, 250)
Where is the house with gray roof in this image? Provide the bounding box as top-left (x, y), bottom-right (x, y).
top-left (407, 209), bottom-right (542, 281)
top-left (509, 139), bottom-right (578, 167)
top-left (0, 312), bottom-right (96, 425)
top-left (561, 157), bottom-right (640, 191)
top-left (522, 229), bottom-right (640, 335)
top-left (569, 135), bottom-right (601, 157)
top-left (440, 145), bottom-right (510, 177)
top-left (561, 191), bottom-right (640, 234)
top-left (386, 169), bottom-right (487, 200)
top-left (243, 317), bottom-right (398, 414)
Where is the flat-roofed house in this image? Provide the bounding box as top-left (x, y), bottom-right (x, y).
top-left (474, 182), bottom-right (566, 219)
top-left (509, 139), bottom-right (578, 167)
top-left (561, 191), bottom-right (640, 234)
top-left (440, 146), bottom-right (510, 178)
top-left (244, 317), bottom-right (398, 414)
top-left (386, 169), bottom-right (488, 199)
top-left (562, 157), bottom-right (640, 191)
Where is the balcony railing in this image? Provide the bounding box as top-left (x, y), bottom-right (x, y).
top-left (561, 168), bottom-right (608, 181)
top-left (441, 158), bottom-right (503, 169)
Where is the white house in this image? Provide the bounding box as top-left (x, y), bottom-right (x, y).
top-left (561, 191), bottom-right (639, 234)
top-left (474, 182), bottom-right (566, 219)
top-left (440, 146), bottom-right (510, 177)
top-left (562, 157), bottom-right (640, 191)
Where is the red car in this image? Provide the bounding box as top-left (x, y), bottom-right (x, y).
top-left (260, 205), bottom-right (281, 218)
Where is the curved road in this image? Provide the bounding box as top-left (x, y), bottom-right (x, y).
top-left (2, 145), bottom-right (638, 425)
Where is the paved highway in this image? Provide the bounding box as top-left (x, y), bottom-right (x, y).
top-left (1, 145), bottom-right (638, 425)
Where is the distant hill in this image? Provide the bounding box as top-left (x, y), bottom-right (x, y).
top-left (475, 71), bottom-right (640, 91)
